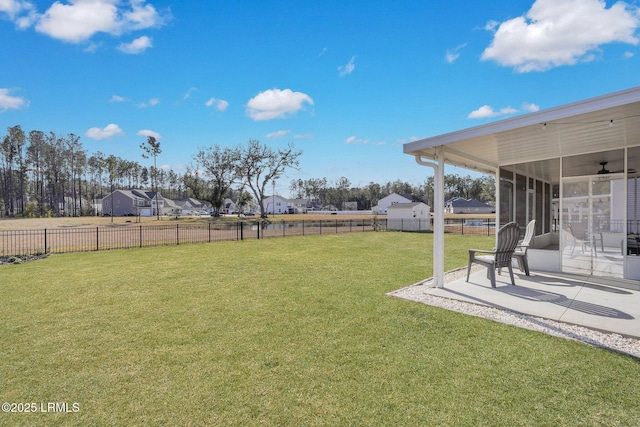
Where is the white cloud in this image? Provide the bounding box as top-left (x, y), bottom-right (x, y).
top-left (85, 123), bottom-right (124, 140)
top-left (0, 88), bottom-right (28, 112)
top-left (0, 0), bottom-right (36, 28)
top-left (137, 97), bottom-right (159, 108)
top-left (482, 0), bottom-right (640, 72)
top-left (183, 87), bottom-right (197, 100)
top-left (467, 102), bottom-right (540, 119)
top-left (468, 102), bottom-right (538, 119)
top-left (445, 43), bottom-right (467, 64)
top-left (117, 35), bottom-right (152, 54)
top-left (109, 94), bottom-right (127, 102)
top-left (345, 135), bottom-right (385, 146)
top-left (294, 134), bottom-right (313, 139)
top-left (31, 0), bottom-right (167, 44)
top-left (624, 51), bottom-right (635, 58)
top-left (266, 130), bottom-right (290, 138)
top-left (246, 88), bottom-right (314, 121)
top-left (0, 0), bottom-right (32, 19)
top-left (468, 105), bottom-right (518, 119)
top-left (36, 0), bottom-right (121, 43)
top-left (205, 97), bottom-right (229, 111)
top-left (338, 56), bottom-right (356, 76)
top-left (124, 1), bottom-right (161, 30)
top-left (137, 129), bottom-right (161, 140)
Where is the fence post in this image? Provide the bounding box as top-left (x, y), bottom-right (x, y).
top-left (176, 224), bottom-right (179, 245)
top-left (44, 229), bottom-right (47, 254)
top-left (209, 223), bottom-right (212, 243)
top-left (257, 221), bottom-right (260, 239)
top-left (461, 220), bottom-right (464, 235)
top-left (350, 219), bottom-right (352, 232)
top-left (335, 219), bottom-right (338, 234)
top-left (320, 220), bottom-right (322, 235)
top-left (240, 221), bottom-right (244, 240)
top-left (96, 227), bottom-right (99, 251)
top-left (140, 225), bottom-right (143, 248)
top-left (302, 220), bottom-right (305, 236)
top-left (283, 220), bottom-right (286, 237)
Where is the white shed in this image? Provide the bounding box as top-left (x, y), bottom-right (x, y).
top-left (386, 202), bottom-right (431, 231)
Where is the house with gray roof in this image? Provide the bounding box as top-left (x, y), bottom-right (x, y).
top-left (445, 197), bottom-right (495, 214)
top-left (102, 189), bottom-right (166, 216)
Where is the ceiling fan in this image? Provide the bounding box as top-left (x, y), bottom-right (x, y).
top-left (596, 161), bottom-right (638, 175)
top-left (597, 162), bottom-right (610, 174)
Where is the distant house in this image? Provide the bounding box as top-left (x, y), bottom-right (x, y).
top-left (102, 190), bottom-right (166, 216)
top-left (387, 202), bottom-right (431, 231)
top-left (163, 198), bottom-right (182, 216)
top-left (222, 198), bottom-right (237, 214)
top-left (263, 195), bottom-right (290, 214)
top-left (373, 193), bottom-right (412, 214)
top-left (445, 197), bottom-right (495, 214)
top-left (288, 198), bottom-right (309, 214)
top-left (262, 196), bottom-right (309, 214)
top-left (173, 197), bottom-right (211, 216)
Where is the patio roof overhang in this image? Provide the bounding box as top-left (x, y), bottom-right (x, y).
top-left (404, 86), bottom-right (640, 179)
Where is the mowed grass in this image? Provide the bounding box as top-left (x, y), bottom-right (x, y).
top-left (1, 232), bottom-right (639, 426)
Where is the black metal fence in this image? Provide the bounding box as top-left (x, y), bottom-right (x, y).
top-left (0, 217), bottom-right (497, 258)
top-left (0, 219), bottom-right (381, 257)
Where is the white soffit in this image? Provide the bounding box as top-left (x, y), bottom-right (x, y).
top-left (404, 86), bottom-right (640, 173)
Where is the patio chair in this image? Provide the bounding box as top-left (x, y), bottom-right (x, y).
top-left (466, 221), bottom-right (520, 288)
top-left (512, 220), bottom-right (535, 276)
top-left (564, 222), bottom-right (587, 255)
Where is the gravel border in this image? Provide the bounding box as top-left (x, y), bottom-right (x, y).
top-left (388, 267), bottom-right (640, 359)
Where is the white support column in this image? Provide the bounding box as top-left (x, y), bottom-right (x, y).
top-left (414, 146), bottom-right (446, 288)
top-left (434, 146), bottom-right (445, 288)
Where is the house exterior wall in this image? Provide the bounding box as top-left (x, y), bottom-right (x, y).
top-left (265, 195), bottom-right (291, 214)
top-left (103, 191), bottom-right (137, 216)
top-left (374, 193), bottom-right (412, 214)
top-left (387, 203), bottom-right (431, 231)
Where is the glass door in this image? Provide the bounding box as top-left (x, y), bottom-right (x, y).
top-left (561, 175), bottom-right (624, 278)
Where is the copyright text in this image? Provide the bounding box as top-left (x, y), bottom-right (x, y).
top-left (2, 402), bottom-right (80, 413)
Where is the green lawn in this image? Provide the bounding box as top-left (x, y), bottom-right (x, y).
top-left (1, 232), bottom-right (639, 426)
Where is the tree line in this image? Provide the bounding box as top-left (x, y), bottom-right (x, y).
top-left (289, 174), bottom-right (495, 211)
top-left (0, 125), bottom-right (495, 219)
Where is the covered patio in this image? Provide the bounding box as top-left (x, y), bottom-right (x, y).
top-left (404, 86), bottom-right (640, 287)
top-left (400, 87), bottom-right (640, 343)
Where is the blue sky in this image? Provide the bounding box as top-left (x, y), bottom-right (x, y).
top-left (2, 0), bottom-right (640, 194)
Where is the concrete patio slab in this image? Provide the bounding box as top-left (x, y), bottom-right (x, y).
top-left (423, 269), bottom-right (640, 339)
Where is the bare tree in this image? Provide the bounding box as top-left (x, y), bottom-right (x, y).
top-left (237, 140), bottom-right (302, 218)
top-left (186, 145), bottom-right (240, 216)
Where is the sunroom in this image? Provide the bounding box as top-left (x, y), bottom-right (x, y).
top-left (404, 86), bottom-right (640, 287)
